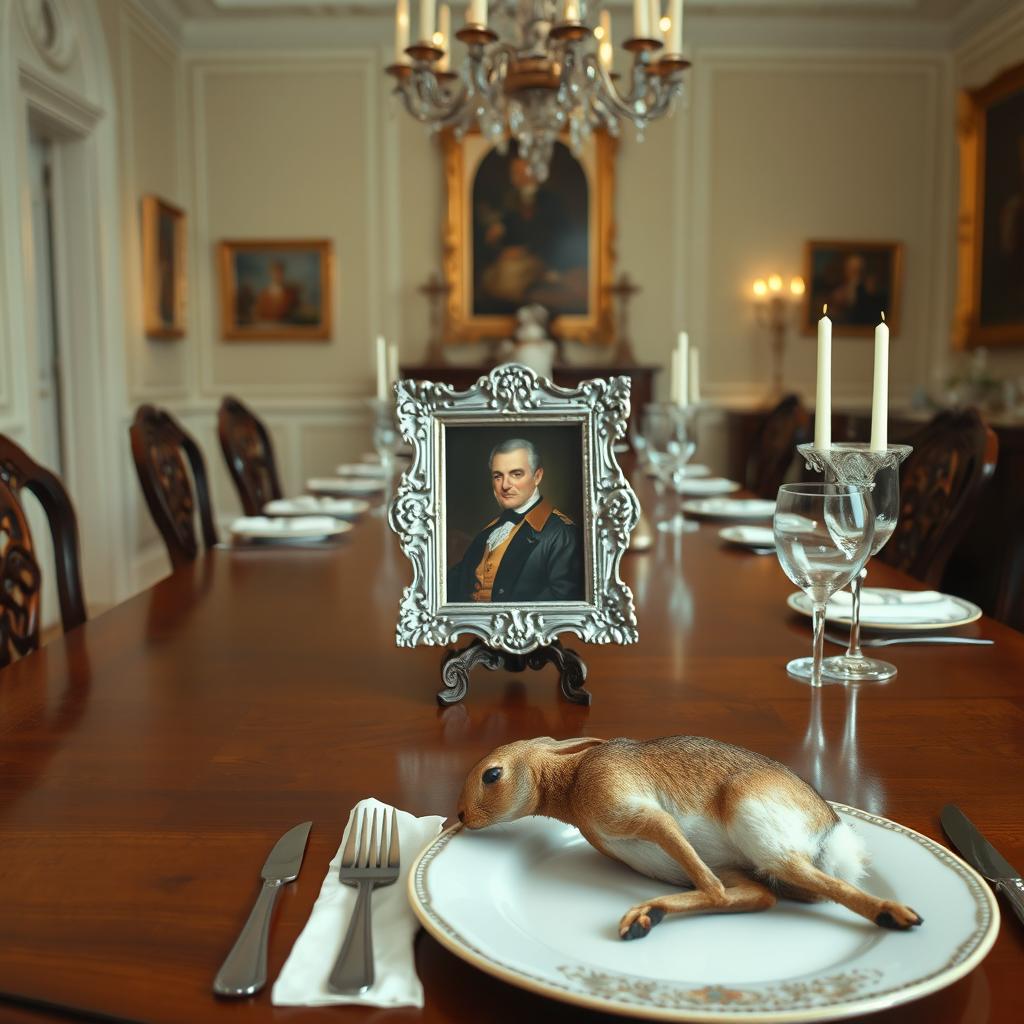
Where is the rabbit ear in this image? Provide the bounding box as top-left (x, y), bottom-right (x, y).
top-left (538, 737), bottom-right (606, 756)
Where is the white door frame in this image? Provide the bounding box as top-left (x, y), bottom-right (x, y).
top-left (0, 2), bottom-right (129, 607)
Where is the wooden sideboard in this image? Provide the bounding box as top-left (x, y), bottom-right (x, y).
top-left (721, 404), bottom-right (1024, 632)
top-left (399, 363), bottom-right (659, 444)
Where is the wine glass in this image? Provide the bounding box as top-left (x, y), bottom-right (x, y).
top-left (821, 464), bottom-right (900, 682)
top-left (371, 399), bottom-right (399, 519)
top-left (642, 403), bottom-right (698, 534)
top-left (774, 483), bottom-right (875, 687)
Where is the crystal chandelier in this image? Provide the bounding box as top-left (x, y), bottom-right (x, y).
top-left (386, 0), bottom-right (689, 183)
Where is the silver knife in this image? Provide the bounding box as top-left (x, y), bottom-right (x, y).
top-left (941, 804), bottom-right (1024, 926)
top-left (213, 821), bottom-right (313, 997)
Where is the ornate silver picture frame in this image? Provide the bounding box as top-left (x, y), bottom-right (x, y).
top-left (389, 365), bottom-right (639, 656)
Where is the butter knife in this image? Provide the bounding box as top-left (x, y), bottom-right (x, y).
top-left (940, 804), bottom-right (1024, 926)
top-left (213, 821), bottom-right (312, 997)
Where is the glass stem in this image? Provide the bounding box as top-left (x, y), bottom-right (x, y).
top-left (846, 567), bottom-right (867, 659)
top-left (811, 602), bottom-right (826, 688)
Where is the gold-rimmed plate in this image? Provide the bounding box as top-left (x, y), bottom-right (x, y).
top-left (787, 588), bottom-right (983, 632)
top-left (409, 807), bottom-right (997, 1022)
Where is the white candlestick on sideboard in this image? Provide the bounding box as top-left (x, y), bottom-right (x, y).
top-left (675, 331), bottom-right (689, 409)
top-left (814, 306), bottom-right (831, 449)
top-left (870, 312), bottom-right (889, 452)
top-left (376, 335), bottom-right (388, 402)
top-left (688, 345), bottom-right (700, 404)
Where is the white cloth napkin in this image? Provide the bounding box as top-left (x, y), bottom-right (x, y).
top-left (272, 798), bottom-right (445, 1008)
top-left (677, 477), bottom-right (740, 496)
top-left (827, 589), bottom-right (964, 623)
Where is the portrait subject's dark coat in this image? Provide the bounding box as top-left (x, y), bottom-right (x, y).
top-left (447, 497), bottom-right (584, 603)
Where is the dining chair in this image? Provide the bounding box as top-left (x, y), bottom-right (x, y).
top-left (877, 408), bottom-right (998, 588)
top-left (0, 434), bottom-right (87, 667)
top-left (217, 396), bottom-right (284, 516)
top-left (745, 394), bottom-right (812, 499)
top-left (129, 405), bottom-right (218, 569)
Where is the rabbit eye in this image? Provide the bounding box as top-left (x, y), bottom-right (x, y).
top-left (482, 767), bottom-right (502, 785)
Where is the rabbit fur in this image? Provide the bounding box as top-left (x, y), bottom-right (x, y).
top-left (456, 735), bottom-right (923, 940)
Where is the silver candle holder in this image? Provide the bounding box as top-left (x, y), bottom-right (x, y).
top-left (797, 441), bottom-right (912, 683)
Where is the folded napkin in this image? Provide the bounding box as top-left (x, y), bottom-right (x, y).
top-left (677, 477), bottom-right (740, 496)
top-left (272, 798), bottom-right (445, 1008)
top-left (827, 589), bottom-right (964, 623)
top-left (230, 515), bottom-right (338, 540)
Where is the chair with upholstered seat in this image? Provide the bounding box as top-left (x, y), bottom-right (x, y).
top-left (745, 394), bottom-right (812, 499)
top-left (129, 405), bottom-right (218, 569)
top-left (878, 408), bottom-right (998, 588)
top-left (217, 396), bottom-right (283, 516)
top-left (0, 434), bottom-right (87, 667)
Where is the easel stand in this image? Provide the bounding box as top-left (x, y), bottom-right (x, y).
top-left (438, 639), bottom-right (590, 706)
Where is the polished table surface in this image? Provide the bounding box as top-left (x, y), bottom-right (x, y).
top-left (2, 489), bottom-right (1023, 1023)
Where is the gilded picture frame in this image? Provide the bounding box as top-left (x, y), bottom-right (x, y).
top-left (442, 132), bottom-right (616, 345)
top-left (217, 239), bottom-right (333, 341)
top-left (954, 61), bottom-right (1024, 349)
top-left (388, 365), bottom-right (639, 658)
top-left (142, 195), bottom-right (186, 339)
top-left (801, 240), bottom-right (903, 337)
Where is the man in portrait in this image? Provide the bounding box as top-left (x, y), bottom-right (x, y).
top-left (446, 438), bottom-right (584, 603)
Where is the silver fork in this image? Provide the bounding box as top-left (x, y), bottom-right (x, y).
top-left (327, 807), bottom-right (400, 994)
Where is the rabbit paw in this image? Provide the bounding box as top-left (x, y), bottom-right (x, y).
top-left (619, 904), bottom-right (666, 940)
top-left (875, 902), bottom-right (924, 930)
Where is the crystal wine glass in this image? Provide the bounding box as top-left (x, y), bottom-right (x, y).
top-left (642, 403), bottom-right (698, 534)
top-left (821, 464), bottom-right (900, 682)
top-left (774, 483), bottom-right (875, 687)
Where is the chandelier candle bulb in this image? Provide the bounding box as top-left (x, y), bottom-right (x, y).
top-left (870, 313), bottom-right (890, 452)
top-left (376, 335), bottom-right (389, 403)
top-left (467, 0), bottom-right (486, 27)
top-left (633, 0), bottom-right (651, 38)
top-left (814, 306), bottom-right (832, 449)
top-left (437, 3), bottom-right (451, 69)
top-left (668, 0), bottom-right (683, 52)
top-left (420, 0), bottom-right (436, 43)
top-left (395, 0), bottom-right (410, 62)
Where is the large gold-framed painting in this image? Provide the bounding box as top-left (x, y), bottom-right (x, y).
top-left (442, 132), bottom-right (615, 345)
top-left (955, 60), bottom-right (1024, 349)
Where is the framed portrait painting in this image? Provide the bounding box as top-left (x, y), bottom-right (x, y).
top-left (218, 239), bottom-right (332, 341)
top-left (442, 132), bottom-right (616, 345)
top-left (801, 240), bottom-right (902, 336)
top-left (955, 61), bottom-right (1024, 349)
top-left (388, 365), bottom-right (638, 660)
top-left (142, 195), bottom-right (186, 339)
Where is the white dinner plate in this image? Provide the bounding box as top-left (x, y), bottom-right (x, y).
top-left (787, 588), bottom-right (983, 631)
top-left (410, 809), bottom-right (997, 1023)
top-left (645, 464), bottom-right (712, 479)
top-left (682, 498), bottom-right (776, 520)
top-left (676, 478), bottom-right (741, 496)
top-left (229, 515), bottom-right (351, 542)
top-left (336, 462), bottom-right (389, 478)
top-left (262, 496), bottom-right (370, 520)
top-left (306, 477), bottom-right (383, 496)
top-left (719, 525), bottom-right (775, 549)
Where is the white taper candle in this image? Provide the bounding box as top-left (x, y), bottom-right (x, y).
top-left (420, 0), bottom-right (436, 43)
top-left (376, 334), bottom-right (388, 402)
top-left (870, 313), bottom-right (889, 452)
top-left (676, 331), bottom-right (689, 409)
top-left (689, 345), bottom-right (700, 404)
top-left (395, 0), bottom-right (410, 62)
top-left (668, 0), bottom-right (683, 52)
top-left (814, 307), bottom-right (832, 449)
top-left (633, 0), bottom-right (650, 38)
top-left (467, 0), bottom-right (487, 27)
top-left (387, 342), bottom-right (400, 393)
top-left (437, 3), bottom-right (450, 69)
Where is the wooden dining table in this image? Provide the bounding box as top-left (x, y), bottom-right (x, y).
top-left (2, 479), bottom-right (1022, 1024)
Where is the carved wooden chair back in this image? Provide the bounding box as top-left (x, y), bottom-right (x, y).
top-left (745, 394), bottom-right (812, 499)
top-left (217, 396), bottom-right (283, 516)
top-left (0, 434), bottom-right (86, 668)
top-left (129, 405), bottom-right (218, 570)
top-left (878, 409), bottom-right (998, 588)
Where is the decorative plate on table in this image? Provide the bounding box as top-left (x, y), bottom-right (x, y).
top-left (336, 462), bottom-right (389, 478)
top-left (409, 809), bottom-right (997, 1023)
top-left (787, 588), bottom-right (983, 631)
top-left (263, 496), bottom-right (370, 520)
top-left (682, 498), bottom-right (776, 520)
top-left (229, 515), bottom-right (351, 543)
top-left (306, 477), bottom-right (383, 496)
top-left (719, 525), bottom-right (775, 550)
